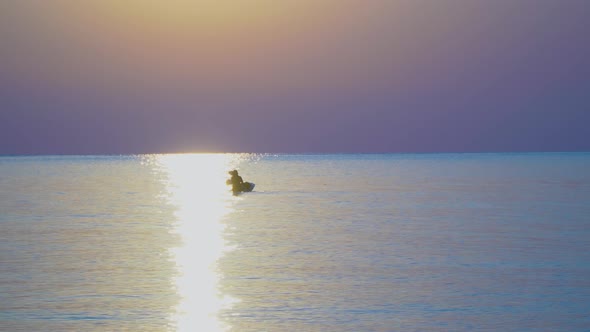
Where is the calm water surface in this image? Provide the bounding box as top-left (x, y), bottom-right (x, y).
top-left (1, 153), bottom-right (589, 331)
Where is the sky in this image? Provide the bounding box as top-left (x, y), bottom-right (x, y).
top-left (1, 0), bottom-right (589, 154)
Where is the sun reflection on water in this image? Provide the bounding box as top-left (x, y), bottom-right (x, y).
top-left (157, 153), bottom-right (239, 331)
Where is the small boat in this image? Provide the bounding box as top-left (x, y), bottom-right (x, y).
top-left (227, 180), bottom-right (255, 193)
top-left (240, 182), bottom-right (255, 192)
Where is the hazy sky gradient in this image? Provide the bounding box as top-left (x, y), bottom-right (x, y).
top-left (1, 0), bottom-right (589, 154)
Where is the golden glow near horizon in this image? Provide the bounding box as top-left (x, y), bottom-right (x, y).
top-left (4, 0), bottom-right (401, 97)
top-left (5, 0), bottom-right (338, 92)
top-left (79, 0), bottom-right (313, 33)
top-left (157, 154), bottom-right (239, 331)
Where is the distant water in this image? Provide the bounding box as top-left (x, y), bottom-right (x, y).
top-left (1, 153), bottom-right (590, 331)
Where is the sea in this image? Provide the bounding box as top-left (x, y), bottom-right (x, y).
top-left (1, 153), bottom-right (589, 331)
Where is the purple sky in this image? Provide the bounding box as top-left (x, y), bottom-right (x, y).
top-left (1, 0), bottom-right (589, 154)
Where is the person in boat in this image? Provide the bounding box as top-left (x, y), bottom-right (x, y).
top-left (227, 170), bottom-right (245, 193)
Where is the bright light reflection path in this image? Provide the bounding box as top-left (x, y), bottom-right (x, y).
top-left (158, 154), bottom-right (238, 332)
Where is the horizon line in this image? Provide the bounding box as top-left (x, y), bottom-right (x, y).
top-left (1, 150), bottom-right (589, 157)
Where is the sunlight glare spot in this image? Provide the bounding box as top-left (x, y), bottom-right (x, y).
top-left (158, 153), bottom-right (238, 332)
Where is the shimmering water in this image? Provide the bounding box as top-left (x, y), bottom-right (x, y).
top-left (1, 153), bottom-right (589, 331)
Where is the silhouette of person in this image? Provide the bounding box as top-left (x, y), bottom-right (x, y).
top-left (228, 170), bottom-right (244, 193)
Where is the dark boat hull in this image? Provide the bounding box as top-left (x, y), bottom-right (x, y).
top-left (227, 179), bottom-right (255, 193)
